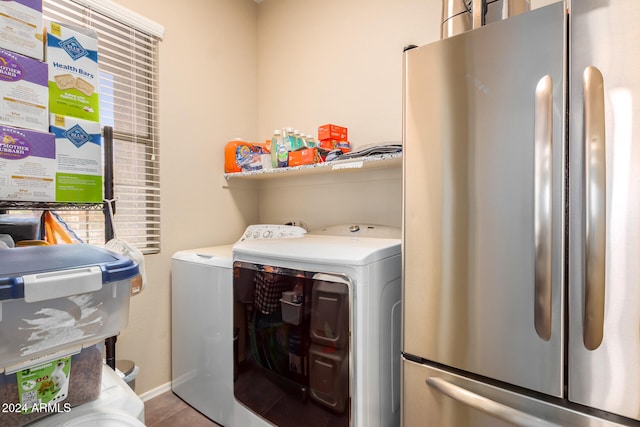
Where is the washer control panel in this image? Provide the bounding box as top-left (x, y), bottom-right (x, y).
top-left (238, 224), bottom-right (307, 241)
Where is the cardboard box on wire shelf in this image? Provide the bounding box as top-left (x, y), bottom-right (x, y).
top-left (0, 0), bottom-right (45, 61)
top-left (49, 113), bottom-right (102, 203)
top-left (0, 48), bottom-right (49, 132)
top-left (0, 125), bottom-right (55, 202)
top-left (45, 20), bottom-right (99, 122)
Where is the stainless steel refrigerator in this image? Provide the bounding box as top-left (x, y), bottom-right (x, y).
top-left (402, 1), bottom-right (640, 426)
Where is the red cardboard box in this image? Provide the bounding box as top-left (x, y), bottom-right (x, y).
top-left (318, 124), bottom-right (347, 142)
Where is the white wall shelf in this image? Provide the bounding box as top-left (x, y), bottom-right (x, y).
top-left (223, 151), bottom-right (402, 181)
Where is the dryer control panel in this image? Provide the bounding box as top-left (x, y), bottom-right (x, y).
top-left (238, 224), bottom-right (307, 241)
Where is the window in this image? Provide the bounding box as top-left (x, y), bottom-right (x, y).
top-left (43, 0), bottom-right (163, 254)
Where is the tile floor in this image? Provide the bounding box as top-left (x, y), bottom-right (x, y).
top-left (144, 390), bottom-right (221, 427)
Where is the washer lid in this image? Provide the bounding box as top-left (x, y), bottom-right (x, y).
top-left (172, 245), bottom-right (233, 268)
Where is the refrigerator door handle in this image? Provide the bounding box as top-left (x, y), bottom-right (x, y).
top-left (534, 75), bottom-right (553, 341)
top-left (582, 66), bottom-right (606, 351)
top-left (426, 377), bottom-right (561, 427)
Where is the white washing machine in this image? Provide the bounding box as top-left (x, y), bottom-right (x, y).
top-left (232, 224), bottom-right (402, 427)
top-left (30, 364), bottom-right (145, 426)
top-left (171, 245), bottom-right (234, 426)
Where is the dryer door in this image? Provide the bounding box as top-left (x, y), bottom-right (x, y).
top-left (232, 261), bottom-right (350, 427)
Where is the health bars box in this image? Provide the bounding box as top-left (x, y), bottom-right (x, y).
top-left (46, 20), bottom-right (99, 122)
top-left (50, 114), bottom-right (102, 203)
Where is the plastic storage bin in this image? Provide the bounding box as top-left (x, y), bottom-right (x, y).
top-left (0, 244), bottom-right (139, 370)
top-left (0, 244), bottom-right (138, 427)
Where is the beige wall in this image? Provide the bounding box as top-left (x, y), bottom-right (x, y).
top-left (256, 0), bottom-right (440, 146)
top-left (109, 0), bottom-right (559, 395)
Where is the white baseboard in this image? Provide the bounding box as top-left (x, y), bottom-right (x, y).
top-left (138, 381), bottom-right (172, 402)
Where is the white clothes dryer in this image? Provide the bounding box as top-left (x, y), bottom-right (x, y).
top-left (30, 364), bottom-right (145, 426)
top-left (232, 224), bottom-right (402, 427)
top-left (171, 245), bottom-right (234, 426)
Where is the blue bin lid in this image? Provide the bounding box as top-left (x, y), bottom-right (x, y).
top-left (0, 244), bottom-right (139, 301)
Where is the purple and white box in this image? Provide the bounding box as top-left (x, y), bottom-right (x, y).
top-left (0, 125), bottom-right (55, 202)
top-left (0, 48), bottom-right (49, 132)
top-left (0, 0), bottom-right (44, 61)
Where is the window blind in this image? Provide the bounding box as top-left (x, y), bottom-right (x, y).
top-left (43, 0), bottom-right (162, 254)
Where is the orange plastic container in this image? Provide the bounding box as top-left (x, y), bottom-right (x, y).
top-left (224, 140), bottom-right (255, 173)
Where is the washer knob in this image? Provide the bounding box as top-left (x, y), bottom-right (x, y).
top-left (263, 230), bottom-right (273, 238)
top-left (349, 224), bottom-right (360, 233)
